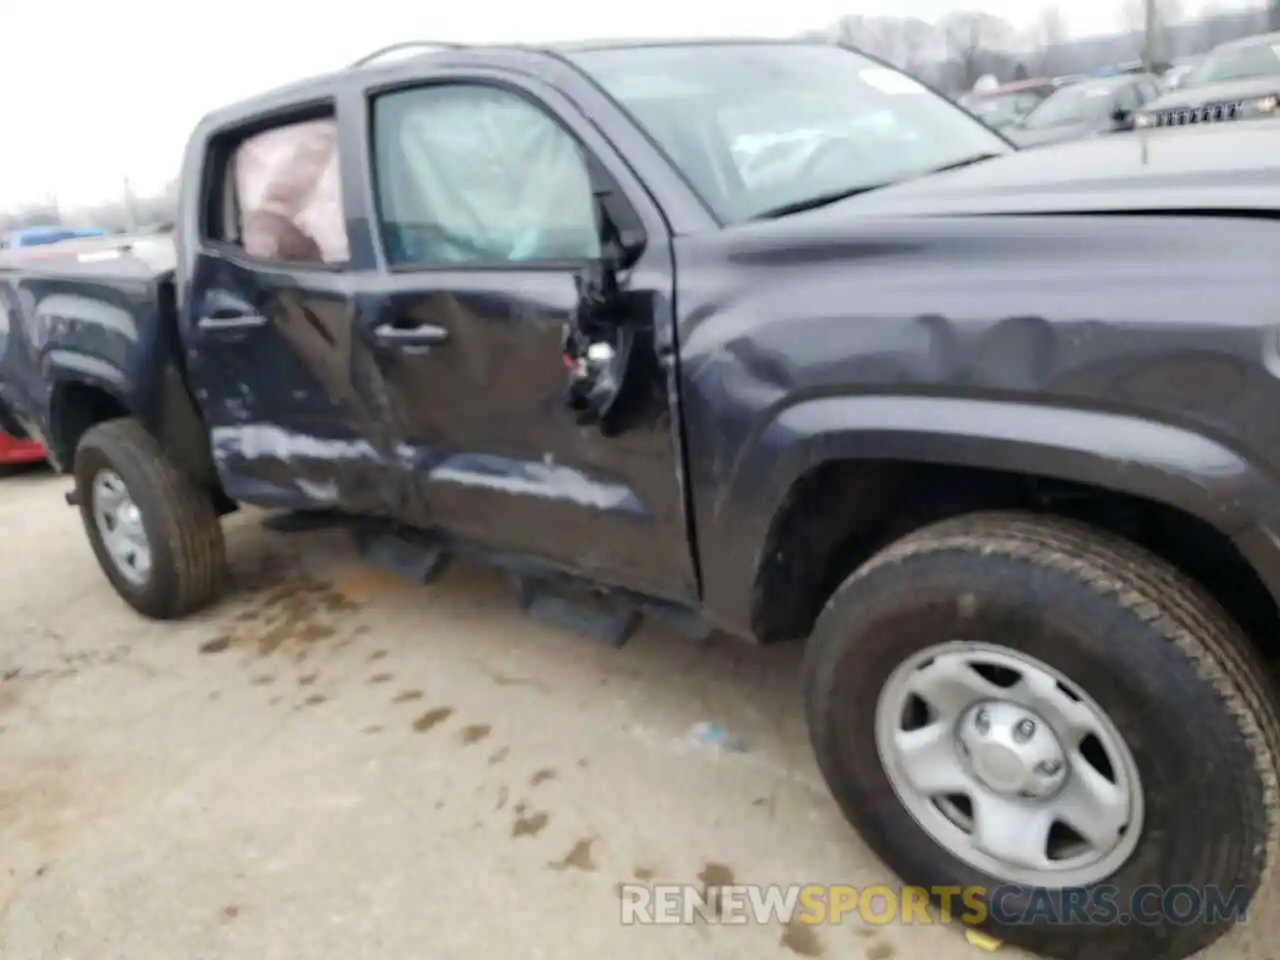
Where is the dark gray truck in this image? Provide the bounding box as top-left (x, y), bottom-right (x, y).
top-left (2, 38), bottom-right (1280, 960)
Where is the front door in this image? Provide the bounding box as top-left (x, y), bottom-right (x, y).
top-left (357, 77), bottom-right (697, 602)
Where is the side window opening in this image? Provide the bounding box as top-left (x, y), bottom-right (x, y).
top-left (210, 115), bottom-right (350, 265)
top-left (371, 84), bottom-right (601, 268)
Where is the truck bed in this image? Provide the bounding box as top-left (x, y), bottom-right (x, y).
top-left (0, 231), bottom-right (176, 280)
top-left (0, 232), bottom-right (193, 473)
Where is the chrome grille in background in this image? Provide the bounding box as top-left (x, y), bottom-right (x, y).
top-left (1149, 100), bottom-right (1246, 127)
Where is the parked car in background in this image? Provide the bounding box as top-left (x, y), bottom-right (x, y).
top-left (0, 427), bottom-right (46, 471)
top-left (4, 225), bottom-right (108, 249)
top-left (958, 77), bottom-right (1068, 131)
top-left (1136, 31), bottom-right (1280, 128)
top-left (1162, 54), bottom-right (1206, 91)
top-left (1101, 59), bottom-right (1174, 78)
top-left (1005, 73), bottom-right (1163, 147)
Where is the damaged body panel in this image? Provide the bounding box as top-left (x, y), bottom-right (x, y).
top-left (166, 50), bottom-right (700, 602)
top-left (675, 207), bottom-right (1280, 634)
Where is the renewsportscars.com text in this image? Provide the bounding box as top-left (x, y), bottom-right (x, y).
top-left (619, 883), bottom-right (1252, 926)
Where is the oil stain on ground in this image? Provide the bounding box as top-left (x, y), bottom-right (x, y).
top-left (413, 707), bottom-right (454, 733)
top-left (512, 810), bottom-right (549, 838)
top-left (780, 917), bottom-right (825, 956)
top-left (548, 836), bottom-right (597, 872)
top-left (199, 636), bottom-right (231, 655)
top-left (698, 863), bottom-right (735, 917)
top-left (460, 723), bottom-right (491, 745)
top-left (530, 768), bottom-right (556, 786)
top-left (195, 572), bottom-right (361, 659)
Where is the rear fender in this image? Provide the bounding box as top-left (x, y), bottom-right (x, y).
top-left (45, 282), bottom-right (221, 489)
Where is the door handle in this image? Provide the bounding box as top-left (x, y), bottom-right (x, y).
top-left (373, 323), bottom-right (449, 347)
top-left (198, 311), bottom-right (268, 331)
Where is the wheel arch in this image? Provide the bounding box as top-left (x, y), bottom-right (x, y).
top-left (721, 395), bottom-right (1280, 648)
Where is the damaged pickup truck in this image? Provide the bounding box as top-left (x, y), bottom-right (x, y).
top-left (2, 38), bottom-right (1280, 960)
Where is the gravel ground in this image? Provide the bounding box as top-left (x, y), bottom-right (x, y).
top-left (0, 464), bottom-right (1276, 960)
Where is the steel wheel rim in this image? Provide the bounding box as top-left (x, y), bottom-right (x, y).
top-left (91, 469), bottom-right (152, 587)
top-left (874, 640), bottom-right (1144, 888)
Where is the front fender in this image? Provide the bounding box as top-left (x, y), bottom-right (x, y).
top-left (698, 394), bottom-right (1280, 634)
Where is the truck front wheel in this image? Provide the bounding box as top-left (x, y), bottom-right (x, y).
top-left (74, 418), bottom-right (228, 619)
top-left (804, 511), bottom-right (1279, 960)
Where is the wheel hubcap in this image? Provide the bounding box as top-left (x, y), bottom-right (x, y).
top-left (92, 470), bottom-right (152, 586)
top-left (959, 701), bottom-right (1068, 799)
top-left (875, 641), bottom-right (1143, 888)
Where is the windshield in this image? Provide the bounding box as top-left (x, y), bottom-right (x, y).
top-left (1021, 82), bottom-right (1118, 128)
top-left (1184, 40), bottom-right (1280, 87)
top-left (568, 43), bottom-right (1011, 223)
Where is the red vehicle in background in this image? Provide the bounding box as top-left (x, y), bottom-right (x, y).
top-left (0, 428), bottom-right (45, 468)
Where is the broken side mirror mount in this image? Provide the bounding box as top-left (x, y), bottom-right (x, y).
top-left (561, 164), bottom-right (648, 432)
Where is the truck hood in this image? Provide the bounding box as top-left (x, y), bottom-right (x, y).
top-left (826, 122), bottom-right (1280, 218)
top-left (1142, 75), bottom-right (1280, 112)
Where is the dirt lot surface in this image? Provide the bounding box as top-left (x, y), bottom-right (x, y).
top-left (1, 465), bottom-right (1278, 960)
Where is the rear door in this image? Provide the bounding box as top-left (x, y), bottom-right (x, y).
top-left (180, 107), bottom-right (412, 518)
top-left (353, 71), bottom-right (698, 602)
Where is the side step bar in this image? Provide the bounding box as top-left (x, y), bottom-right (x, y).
top-left (353, 526), bottom-right (710, 647)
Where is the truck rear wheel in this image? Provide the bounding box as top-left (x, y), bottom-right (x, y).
top-left (804, 511), bottom-right (1279, 960)
top-left (74, 418), bottom-right (227, 619)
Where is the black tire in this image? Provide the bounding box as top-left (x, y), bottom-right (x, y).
top-left (804, 511), bottom-right (1280, 960)
top-left (74, 418), bottom-right (228, 619)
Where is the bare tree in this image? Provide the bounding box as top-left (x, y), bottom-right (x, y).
top-left (832, 15), bottom-right (938, 75)
top-left (941, 10), bottom-right (1017, 88)
top-left (1026, 7), bottom-right (1069, 75)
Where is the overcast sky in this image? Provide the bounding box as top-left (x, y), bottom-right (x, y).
top-left (0, 0), bottom-right (1251, 209)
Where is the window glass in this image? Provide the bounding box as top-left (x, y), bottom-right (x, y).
top-left (231, 117), bottom-right (349, 264)
top-left (966, 91), bottom-right (1046, 128)
top-left (569, 44), bottom-right (1011, 224)
top-left (1021, 80), bottom-right (1120, 128)
top-left (1185, 41), bottom-right (1280, 87)
top-left (373, 84), bottom-right (600, 267)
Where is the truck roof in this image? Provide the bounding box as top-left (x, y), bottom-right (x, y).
top-left (196, 37), bottom-right (836, 129)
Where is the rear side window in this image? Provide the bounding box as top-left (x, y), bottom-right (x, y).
top-left (208, 114), bottom-right (350, 265)
top-left (371, 84), bottom-right (600, 267)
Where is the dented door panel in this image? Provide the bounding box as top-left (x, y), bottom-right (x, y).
top-left (183, 254), bottom-right (411, 517)
top-left (362, 266), bottom-right (696, 601)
